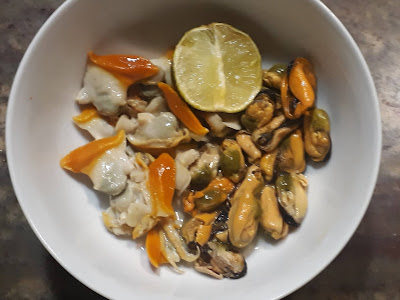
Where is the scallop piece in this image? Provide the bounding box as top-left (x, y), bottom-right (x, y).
top-left (76, 64), bottom-right (127, 116)
top-left (73, 108), bottom-right (115, 139)
top-left (127, 112), bottom-right (191, 149)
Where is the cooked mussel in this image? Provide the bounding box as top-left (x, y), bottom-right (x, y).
top-left (220, 139), bottom-right (245, 183)
top-left (228, 165), bottom-right (263, 248)
top-left (263, 64), bottom-right (286, 90)
top-left (190, 144), bottom-right (220, 189)
top-left (252, 115), bottom-right (300, 153)
top-left (241, 92), bottom-right (275, 131)
top-left (276, 129), bottom-right (306, 173)
top-left (281, 57), bottom-right (316, 119)
top-left (275, 172), bottom-right (308, 226)
top-left (304, 108), bottom-right (331, 162)
top-left (182, 212), bottom-right (218, 246)
top-left (195, 241), bottom-right (247, 279)
top-left (236, 131), bottom-right (262, 163)
top-left (183, 177), bottom-right (234, 213)
top-left (260, 149), bottom-right (278, 182)
top-left (259, 185), bottom-right (289, 240)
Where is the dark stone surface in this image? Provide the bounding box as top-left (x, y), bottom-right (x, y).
top-left (0, 0), bottom-right (398, 299)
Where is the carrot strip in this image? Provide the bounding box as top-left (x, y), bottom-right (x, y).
top-left (88, 51), bottom-right (158, 83)
top-left (148, 153), bottom-right (176, 218)
top-left (146, 227), bottom-right (167, 268)
top-left (72, 108), bottom-right (100, 124)
top-left (157, 82), bottom-right (209, 136)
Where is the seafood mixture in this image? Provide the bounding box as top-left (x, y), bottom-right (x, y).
top-left (60, 23), bottom-right (331, 279)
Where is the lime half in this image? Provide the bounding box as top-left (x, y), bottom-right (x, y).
top-left (173, 23), bottom-right (262, 113)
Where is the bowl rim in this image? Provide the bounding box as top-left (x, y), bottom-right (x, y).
top-left (5, 0), bottom-right (382, 299)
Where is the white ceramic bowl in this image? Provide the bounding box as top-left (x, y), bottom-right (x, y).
top-left (6, 0), bottom-right (381, 299)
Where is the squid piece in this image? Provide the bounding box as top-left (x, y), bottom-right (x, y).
top-left (60, 131), bottom-right (133, 195)
top-left (304, 108), bottom-right (331, 162)
top-left (228, 165), bottom-right (264, 248)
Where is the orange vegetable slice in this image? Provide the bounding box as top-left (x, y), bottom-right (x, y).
top-left (146, 227), bottom-right (167, 268)
top-left (72, 108), bottom-right (100, 124)
top-left (88, 51), bottom-right (158, 84)
top-left (60, 130), bottom-right (125, 174)
top-left (148, 153), bottom-right (176, 218)
top-left (157, 82), bottom-right (209, 136)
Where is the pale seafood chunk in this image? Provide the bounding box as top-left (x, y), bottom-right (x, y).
top-left (73, 109), bottom-right (115, 139)
top-left (175, 149), bottom-right (200, 193)
top-left (115, 115), bottom-right (138, 134)
top-left (76, 65), bottom-right (127, 116)
top-left (127, 112), bottom-right (190, 148)
top-left (88, 139), bottom-right (133, 195)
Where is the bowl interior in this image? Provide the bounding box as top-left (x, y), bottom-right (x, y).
top-left (6, 0), bottom-right (380, 299)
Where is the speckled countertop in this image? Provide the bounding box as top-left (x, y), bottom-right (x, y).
top-left (0, 0), bottom-right (399, 299)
